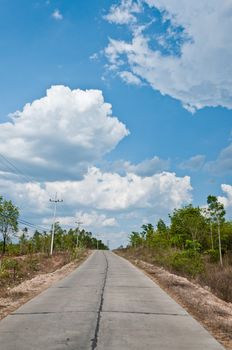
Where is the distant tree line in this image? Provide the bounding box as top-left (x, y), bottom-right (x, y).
top-left (0, 195), bottom-right (108, 255)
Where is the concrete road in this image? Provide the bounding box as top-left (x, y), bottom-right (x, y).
top-left (0, 251), bottom-right (225, 349)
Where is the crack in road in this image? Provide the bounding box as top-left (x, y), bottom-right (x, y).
top-left (91, 252), bottom-right (108, 350)
top-left (101, 310), bottom-right (188, 316)
top-left (11, 311), bottom-right (97, 315)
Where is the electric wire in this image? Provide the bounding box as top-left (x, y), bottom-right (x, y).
top-left (0, 153), bottom-right (36, 184)
top-left (0, 154), bottom-right (61, 235)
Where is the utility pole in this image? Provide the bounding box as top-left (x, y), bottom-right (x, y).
top-left (95, 233), bottom-right (100, 250)
top-left (210, 221), bottom-right (214, 250)
top-left (49, 193), bottom-right (63, 256)
top-left (217, 216), bottom-right (223, 266)
top-left (75, 220), bottom-right (83, 247)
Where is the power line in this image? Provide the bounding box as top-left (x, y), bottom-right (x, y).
top-left (0, 154), bottom-right (65, 243)
top-left (18, 219), bottom-right (47, 232)
top-left (0, 153), bottom-right (36, 184)
top-left (0, 213), bottom-right (47, 232)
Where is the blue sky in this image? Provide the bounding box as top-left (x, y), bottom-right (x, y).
top-left (0, 0), bottom-right (231, 248)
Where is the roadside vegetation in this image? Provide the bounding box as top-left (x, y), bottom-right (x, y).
top-left (119, 195), bottom-right (232, 303)
top-left (0, 194), bottom-right (108, 294)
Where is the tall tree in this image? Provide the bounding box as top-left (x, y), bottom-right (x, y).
top-left (157, 219), bottom-right (169, 237)
top-left (169, 205), bottom-right (207, 248)
top-left (0, 196), bottom-right (19, 254)
top-left (207, 195), bottom-right (226, 266)
top-left (141, 224), bottom-right (154, 247)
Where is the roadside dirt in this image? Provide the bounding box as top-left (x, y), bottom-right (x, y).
top-left (117, 253), bottom-right (232, 350)
top-left (0, 250), bottom-right (91, 320)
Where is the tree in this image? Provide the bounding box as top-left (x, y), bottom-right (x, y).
top-left (0, 196), bottom-right (19, 254)
top-left (141, 224), bottom-right (154, 247)
top-left (19, 227), bottom-right (29, 254)
top-left (169, 205), bottom-right (207, 249)
top-left (207, 195), bottom-right (226, 266)
top-left (129, 231), bottom-right (144, 247)
top-left (157, 219), bottom-right (169, 237)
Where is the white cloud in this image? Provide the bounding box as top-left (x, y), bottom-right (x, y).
top-left (104, 0), bottom-right (142, 24)
top-left (218, 184), bottom-right (232, 209)
top-left (119, 71), bottom-right (142, 85)
top-left (0, 166), bottom-right (192, 248)
top-left (0, 166), bottom-right (192, 213)
top-left (120, 156), bottom-right (169, 175)
top-left (43, 211), bottom-right (118, 228)
top-left (179, 155), bottom-right (206, 171)
top-left (0, 178), bottom-right (49, 214)
top-left (52, 9), bottom-right (63, 20)
top-left (105, 0), bottom-right (232, 111)
top-left (101, 156), bottom-right (169, 176)
top-left (44, 167), bottom-right (192, 211)
top-left (0, 86), bottom-right (129, 179)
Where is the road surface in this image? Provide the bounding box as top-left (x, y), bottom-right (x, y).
top-left (0, 251), bottom-right (225, 349)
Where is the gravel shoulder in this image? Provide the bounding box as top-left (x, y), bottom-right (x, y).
top-left (116, 252), bottom-right (232, 350)
top-left (0, 250), bottom-right (91, 320)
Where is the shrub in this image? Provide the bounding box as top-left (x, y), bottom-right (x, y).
top-left (199, 264), bottom-right (232, 302)
top-left (169, 250), bottom-right (204, 277)
top-left (205, 249), bottom-right (219, 263)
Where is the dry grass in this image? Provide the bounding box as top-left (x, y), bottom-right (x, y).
top-left (0, 251), bottom-right (76, 293)
top-left (198, 265), bottom-right (232, 303)
top-left (0, 249), bottom-right (90, 320)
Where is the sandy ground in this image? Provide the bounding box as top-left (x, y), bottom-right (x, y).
top-left (0, 250), bottom-right (91, 320)
top-left (118, 255), bottom-right (232, 350)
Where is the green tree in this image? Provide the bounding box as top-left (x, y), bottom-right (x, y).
top-left (141, 224), bottom-right (154, 247)
top-left (207, 195), bottom-right (226, 266)
top-left (0, 196), bottom-right (19, 254)
top-left (157, 219), bottom-right (167, 233)
top-left (129, 231), bottom-right (144, 247)
top-left (169, 205), bottom-right (207, 249)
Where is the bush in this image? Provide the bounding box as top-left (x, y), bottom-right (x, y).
top-left (185, 240), bottom-right (202, 252)
top-left (2, 258), bottom-right (19, 271)
top-left (169, 250), bottom-right (204, 277)
top-left (199, 264), bottom-right (232, 302)
top-left (205, 249), bottom-right (219, 263)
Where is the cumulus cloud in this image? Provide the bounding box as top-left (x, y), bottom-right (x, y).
top-left (0, 165), bottom-right (192, 248)
top-left (52, 9), bottom-right (63, 20)
top-left (0, 177), bottom-right (49, 214)
top-left (218, 184), bottom-right (232, 210)
top-left (0, 86), bottom-right (129, 179)
top-left (179, 155), bottom-right (206, 171)
top-left (104, 0), bottom-right (232, 111)
top-left (43, 211), bottom-right (118, 228)
top-left (0, 166), bottom-right (192, 213)
top-left (44, 167), bottom-right (192, 211)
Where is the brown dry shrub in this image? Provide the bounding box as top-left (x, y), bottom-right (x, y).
top-left (199, 264), bottom-right (232, 302)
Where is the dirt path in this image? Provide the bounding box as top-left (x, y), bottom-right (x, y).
top-left (0, 250), bottom-right (91, 320)
top-left (117, 253), bottom-right (232, 350)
